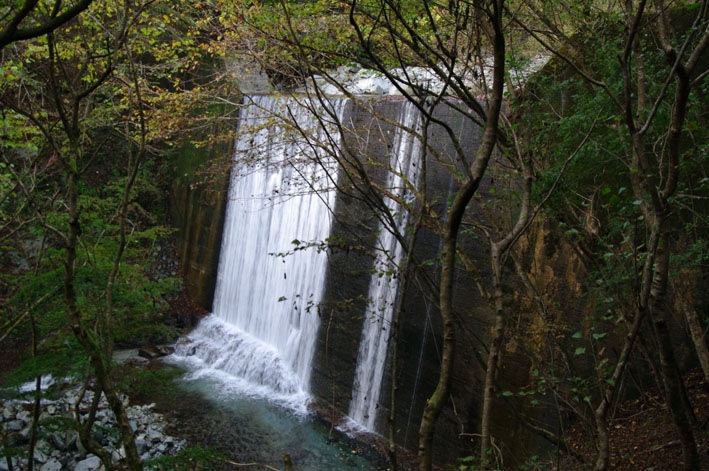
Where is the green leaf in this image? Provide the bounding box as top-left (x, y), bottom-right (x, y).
top-left (574, 347), bottom-right (586, 355)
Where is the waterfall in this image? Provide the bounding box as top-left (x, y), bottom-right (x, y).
top-left (174, 96), bottom-right (347, 406)
top-left (348, 101), bottom-right (423, 431)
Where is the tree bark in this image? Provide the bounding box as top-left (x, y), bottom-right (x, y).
top-left (417, 4), bottom-right (505, 469)
top-left (648, 235), bottom-right (700, 471)
top-left (676, 279), bottom-right (709, 385)
top-left (479, 251), bottom-right (505, 469)
top-left (64, 167), bottom-right (144, 471)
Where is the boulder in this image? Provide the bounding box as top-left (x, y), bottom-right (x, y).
top-left (147, 428), bottom-right (163, 443)
top-left (50, 432), bottom-right (67, 451)
top-left (138, 346), bottom-right (161, 359)
top-left (157, 345), bottom-right (175, 356)
top-left (135, 438), bottom-right (147, 454)
top-left (4, 419), bottom-right (25, 431)
top-left (40, 458), bottom-right (63, 471)
top-left (138, 345), bottom-right (174, 359)
top-left (74, 455), bottom-right (102, 471)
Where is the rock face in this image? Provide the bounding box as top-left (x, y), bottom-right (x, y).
top-left (0, 385), bottom-right (185, 471)
top-left (169, 142), bottom-right (231, 311)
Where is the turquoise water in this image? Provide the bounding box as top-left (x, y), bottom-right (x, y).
top-left (166, 359), bottom-right (381, 470)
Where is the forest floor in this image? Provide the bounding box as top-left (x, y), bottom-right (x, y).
top-left (559, 368), bottom-right (709, 471)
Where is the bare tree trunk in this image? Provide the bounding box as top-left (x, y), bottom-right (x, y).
top-left (27, 315), bottom-right (41, 471)
top-left (418, 6), bottom-right (505, 469)
top-left (593, 303), bottom-right (648, 471)
top-left (75, 385), bottom-right (115, 470)
top-left (417, 214), bottom-right (461, 471)
top-left (677, 284), bottom-right (709, 384)
top-left (648, 235), bottom-right (700, 471)
top-left (479, 252), bottom-right (505, 470)
top-left (64, 168), bottom-right (144, 471)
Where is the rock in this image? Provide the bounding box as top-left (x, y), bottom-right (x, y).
top-left (111, 447), bottom-right (126, 462)
top-left (76, 434), bottom-right (87, 458)
top-left (147, 428), bottom-right (163, 443)
top-left (48, 433), bottom-right (65, 451)
top-left (2, 406), bottom-right (14, 421)
top-left (135, 438), bottom-right (147, 454)
top-left (157, 345), bottom-right (175, 356)
top-left (20, 425), bottom-right (32, 440)
top-left (351, 77), bottom-right (389, 95)
top-left (138, 346), bottom-right (160, 359)
top-left (40, 459), bottom-right (63, 471)
top-left (74, 455), bottom-right (102, 471)
top-left (65, 430), bottom-right (78, 451)
top-left (4, 419), bottom-right (25, 431)
top-left (33, 448), bottom-right (49, 463)
top-left (1, 382), bottom-right (185, 469)
top-left (138, 345), bottom-right (174, 359)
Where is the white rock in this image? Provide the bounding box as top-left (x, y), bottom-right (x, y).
top-left (75, 455), bottom-right (102, 471)
top-left (40, 458), bottom-right (63, 471)
top-left (33, 448), bottom-right (49, 463)
top-left (4, 420), bottom-right (24, 431)
top-left (147, 428), bottom-right (163, 443)
top-left (20, 425), bottom-right (32, 439)
top-left (351, 77), bottom-right (389, 95)
top-left (111, 447), bottom-right (126, 463)
top-left (135, 438), bottom-right (147, 454)
top-left (2, 407), bottom-right (14, 420)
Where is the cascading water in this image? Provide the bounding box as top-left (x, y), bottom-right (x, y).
top-left (348, 101), bottom-right (423, 431)
top-left (173, 96), bottom-right (347, 408)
